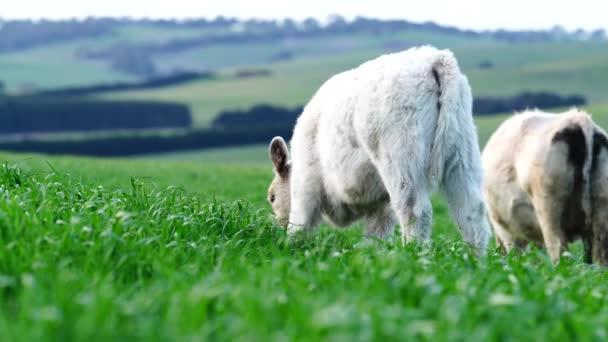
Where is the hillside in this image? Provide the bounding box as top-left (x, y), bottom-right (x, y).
top-left (1, 17), bottom-right (607, 156)
top-left (100, 39), bottom-right (608, 127)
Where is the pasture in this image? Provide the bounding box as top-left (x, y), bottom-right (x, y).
top-left (1, 132), bottom-right (608, 340)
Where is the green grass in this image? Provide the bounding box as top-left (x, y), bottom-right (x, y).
top-left (0, 40), bottom-right (134, 91)
top-left (0, 150), bottom-right (607, 340)
top-left (142, 145), bottom-right (271, 164)
top-left (0, 152), bottom-right (270, 204)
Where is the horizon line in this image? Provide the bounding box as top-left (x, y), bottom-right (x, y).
top-left (0, 14), bottom-right (604, 34)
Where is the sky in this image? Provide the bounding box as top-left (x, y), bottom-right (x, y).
top-left (2, 0), bottom-right (607, 32)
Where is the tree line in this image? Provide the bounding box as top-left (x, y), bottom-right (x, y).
top-left (3, 17), bottom-right (604, 78)
top-left (36, 71), bottom-right (214, 97)
top-left (0, 91), bottom-right (586, 156)
top-left (0, 126), bottom-right (293, 156)
top-left (473, 92), bottom-right (586, 115)
top-left (75, 18), bottom-right (607, 77)
top-left (212, 91), bottom-right (587, 129)
top-left (0, 96), bottom-right (191, 134)
top-left (2, 17), bottom-right (605, 54)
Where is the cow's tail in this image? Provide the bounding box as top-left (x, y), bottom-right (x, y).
top-left (427, 49), bottom-right (480, 189)
top-left (550, 111), bottom-right (594, 182)
top-left (590, 125), bottom-right (608, 265)
top-left (550, 110), bottom-right (595, 260)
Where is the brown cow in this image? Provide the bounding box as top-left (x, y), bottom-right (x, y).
top-left (482, 109), bottom-right (608, 265)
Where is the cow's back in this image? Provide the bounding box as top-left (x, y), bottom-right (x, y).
top-left (313, 47), bottom-right (442, 207)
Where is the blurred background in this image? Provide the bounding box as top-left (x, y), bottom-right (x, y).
top-left (0, 0), bottom-right (606, 160)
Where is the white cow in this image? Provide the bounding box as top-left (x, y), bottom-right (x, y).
top-left (483, 109), bottom-right (608, 265)
top-left (268, 46), bottom-right (490, 252)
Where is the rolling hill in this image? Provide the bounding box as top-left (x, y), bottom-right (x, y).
top-left (1, 18), bottom-right (608, 156)
top-left (99, 38), bottom-right (608, 127)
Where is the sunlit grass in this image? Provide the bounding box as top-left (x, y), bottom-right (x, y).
top-left (0, 154), bottom-right (606, 340)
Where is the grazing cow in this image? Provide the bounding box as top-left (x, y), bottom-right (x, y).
top-left (483, 109), bottom-right (608, 265)
top-left (267, 46), bottom-right (490, 252)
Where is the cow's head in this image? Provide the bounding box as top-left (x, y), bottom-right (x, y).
top-left (268, 136), bottom-right (291, 227)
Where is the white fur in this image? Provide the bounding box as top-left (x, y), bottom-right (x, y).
top-left (284, 46), bottom-right (490, 251)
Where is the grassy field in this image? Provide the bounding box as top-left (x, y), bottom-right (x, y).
top-left (143, 144), bottom-right (272, 164)
top-left (0, 145), bottom-right (608, 340)
top-left (0, 40), bottom-right (134, 90)
top-left (0, 24), bottom-right (238, 91)
top-left (2, 27), bottom-right (608, 340)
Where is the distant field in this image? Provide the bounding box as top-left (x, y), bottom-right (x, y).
top-left (101, 39), bottom-right (608, 128)
top-left (143, 144), bottom-right (271, 164)
top-left (0, 24), bottom-right (228, 91)
top-left (2, 25), bottom-right (608, 159)
top-left (152, 30), bottom-right (479, 72)
top-left (145, 102), bottom-right (608, 163)
top-left (0, 40), bottom-right (134, 90)
top-left (0, 28), bottom-right (474, 91)
top-left (3, 26), bottom-right (608, 128)
top-left (0, 24), bottom-right (218, 90)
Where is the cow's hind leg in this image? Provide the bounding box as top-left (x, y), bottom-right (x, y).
top-left (357, 100), bottom-right (438, 247)
top-left (489, 215), bottom-right (509, 254)
top-left (364, 204), bottom-right (396, 240)
top-left (528, 178), bottom-right (571, 264)
top-left (441, 163), bottom-right (491, 253)
top-left (590, 130), bottom-right (608, 265)
top-left (365, 142), bottom-right (433, 247)
top-left (533, 128), bottom-right (587, 264)
top-left (490, 214), bottom-right (531, 254)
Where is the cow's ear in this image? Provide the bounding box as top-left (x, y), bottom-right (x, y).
top-left (269, 136), bottom-right (290, 178)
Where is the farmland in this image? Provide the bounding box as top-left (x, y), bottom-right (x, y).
top-left (3, 23), bottom-right (608, 128)
top-left (101, 39), bottom-right (608, 127)
top-left (1, 18), bottom-right (608, 340)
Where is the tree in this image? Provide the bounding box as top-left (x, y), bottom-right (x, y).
top-left (592, 29), bottom-right (607, 40)
top-left (301, 18), bottom-right (320, 32)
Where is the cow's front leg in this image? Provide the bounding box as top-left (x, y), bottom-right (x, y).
top-left (287, 175), bottom-right (323, 235)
